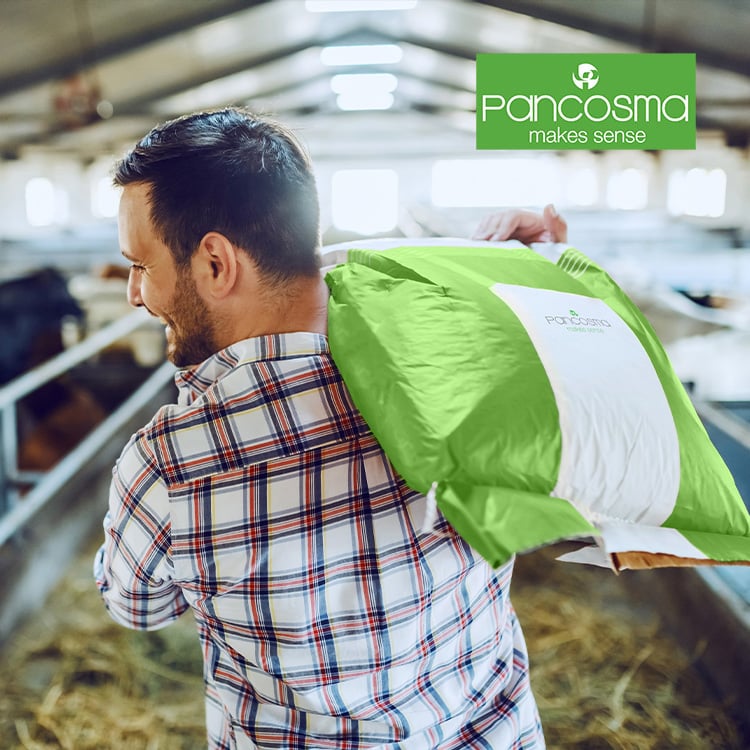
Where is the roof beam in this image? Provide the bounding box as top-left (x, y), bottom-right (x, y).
top-left (474, 0), bottom-right (750, 78)
top-left (0, 0), bottom-right (271, 97)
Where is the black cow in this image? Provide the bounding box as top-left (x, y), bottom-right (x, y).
top-left (0, 267), bottom-right (83, 385)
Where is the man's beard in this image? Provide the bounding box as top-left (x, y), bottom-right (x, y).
top-left (166, 271), bottom-right (218, 368)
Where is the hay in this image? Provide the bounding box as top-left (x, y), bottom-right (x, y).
top-left (512, 546), bottom-right (745, 749)
top-left (1, 540), bottom-right (745, 749)
top-left (1, 544), bottom-right (205, 750)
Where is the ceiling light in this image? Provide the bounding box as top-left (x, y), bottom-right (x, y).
top-left (336, 92), bottom-right (394, 111)
top-left (330, 73), bottom-right (397, 110)
top-left (306, 1), bottom-right (417, 12)
top-left (320, 44), bottom-right (403, 66)
top-left (330, 73), bottom-right (398, 95)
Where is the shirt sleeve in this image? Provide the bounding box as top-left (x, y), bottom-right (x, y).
top-left (94, 429), bottom-right (189, 630)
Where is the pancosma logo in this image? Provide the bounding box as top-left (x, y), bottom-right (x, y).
top-left (476, 53), bottom-right (696, 151)
top-left (545, 308), bottom-right (612, 327)
top-left (482, 61), bottom-right (689, 124)
top-left (572, 63), bottom-right (599, 90)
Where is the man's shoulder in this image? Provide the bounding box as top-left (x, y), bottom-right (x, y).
top-left (138, 351), bottom-right (372, 488)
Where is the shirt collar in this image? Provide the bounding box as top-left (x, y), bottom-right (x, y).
top-left (175, 332), bottom-right (330, 405)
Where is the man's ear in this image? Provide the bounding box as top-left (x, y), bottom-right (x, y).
top-left (193, 232), bottom-right (240, 299)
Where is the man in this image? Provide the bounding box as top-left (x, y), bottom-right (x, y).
top-left (95, 107), bottom-right (566, 749)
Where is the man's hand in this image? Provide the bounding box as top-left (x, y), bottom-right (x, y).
top-left (472, 204), bottom-right (567, 244)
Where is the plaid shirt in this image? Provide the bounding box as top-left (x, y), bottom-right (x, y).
top-left (95, 332), bottom-right (544, 749)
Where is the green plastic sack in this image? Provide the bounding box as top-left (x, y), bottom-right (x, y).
top-left (325, 241), bottom-right (750, 570)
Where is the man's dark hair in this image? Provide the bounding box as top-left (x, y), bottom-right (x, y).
top-left (114, 108), bottom-right (321, 280)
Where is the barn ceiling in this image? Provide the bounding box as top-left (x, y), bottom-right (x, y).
top-left (0, 0), bottom-right (749, 160)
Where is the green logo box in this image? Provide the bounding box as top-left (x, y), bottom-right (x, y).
top-left (476, 53), bottom-right (696, 151)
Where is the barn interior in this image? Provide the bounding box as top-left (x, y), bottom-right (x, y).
top-left (0, 1), bottom-right (749, 747)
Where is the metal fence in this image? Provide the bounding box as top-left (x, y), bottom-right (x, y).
top-left (0, 309), bottom-right (174, 547)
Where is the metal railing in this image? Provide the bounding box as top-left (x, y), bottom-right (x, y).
top-left (0, 309), bottom-right (174, 543)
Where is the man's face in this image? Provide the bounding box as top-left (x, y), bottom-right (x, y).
top-left (118, 183), bottom-right (217, 367)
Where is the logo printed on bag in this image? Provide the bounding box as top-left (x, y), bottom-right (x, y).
top-left (545, 311), bottom-right (612, 332)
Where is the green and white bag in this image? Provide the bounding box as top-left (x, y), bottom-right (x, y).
top-left (325, 240), bottom-right (750, 570)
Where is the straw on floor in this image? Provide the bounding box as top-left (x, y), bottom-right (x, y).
top-left (0, 540), bottom-right (743, 749)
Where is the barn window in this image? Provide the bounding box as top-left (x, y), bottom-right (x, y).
top-left (91, 176), bottom-right (120, 218)
top-left (331, 169), bottom-right (399, 235)
top-left (605, 168), bottom-right (648, 210)
top-left (667, 168), bottom-right (726, 218)
top-left (565, 166), bottom-right (598, 206)
top-left (431, 158), bottom-right (561, 208)
top-left (25, 177), bottom-right (68, 227)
